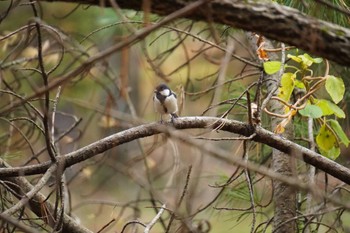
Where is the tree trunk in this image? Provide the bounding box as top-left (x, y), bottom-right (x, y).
top-left (271, 122), bottom-right (296, 232)
top-left (246, 33), bottom-right (296, 232)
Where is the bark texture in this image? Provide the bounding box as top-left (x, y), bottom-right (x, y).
top-left (42, 0), bottom-right (350, 66)
top-left (267, 51), bottom-right (296, 233)
top-left (246, 32), bottom-right (296, 232)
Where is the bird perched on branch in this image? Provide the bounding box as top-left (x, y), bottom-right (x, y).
top-left (153, 84), bottom-right (178, 122)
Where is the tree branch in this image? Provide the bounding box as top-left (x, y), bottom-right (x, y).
top-left (1, 174), bottom-right (92, 233)
top-left (1, 116), bottom-right (350, 185)
top-left (43, 0), bottom-right (350, 66)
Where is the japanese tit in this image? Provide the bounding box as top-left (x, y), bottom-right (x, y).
top-left (153, 84), bottom-right (178, 122)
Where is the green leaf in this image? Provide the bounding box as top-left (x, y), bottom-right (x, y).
top-left (325, 75), bottom-right (345, 104)
top-left (315, 99), bottom-right (345, 118)
top-left (319, 146), bottom-right (340, 160)
top-left (316, 124), bottom-right (337, 151)
top-left (299, 104), bottom-right (323, 118)
top-left (299, 54), bottom-right (314, 67)
top-left (313, 57), bottom-right (323, 63)
top-left (294, 79), bottom-right (306, 89)
top-left (329, 119), bottom-right (350, 146)
top-left (287, 54), bottom-right (302, 63)
top-left (278, 72), bottom-right (295, 101)
top-left (263, 61), bottom-right (282, 75)
top-left (315, 99), bottom-right (334, 115)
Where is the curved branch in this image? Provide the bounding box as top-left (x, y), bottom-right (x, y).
top-left (1, 116), bottom-right (350, 185)
top-left (44, 0), bottom-right (350, 66)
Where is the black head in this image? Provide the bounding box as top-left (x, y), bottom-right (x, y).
top-left (155, 84), bottom-right (170, 93)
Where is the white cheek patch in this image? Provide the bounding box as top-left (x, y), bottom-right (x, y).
top-left (160, 89), bottom-right (170, 96)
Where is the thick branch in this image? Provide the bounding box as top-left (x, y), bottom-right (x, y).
top-left (1, 116), bottom-right (350, 185)
top-left (44, 0), bottom-right (350, 66)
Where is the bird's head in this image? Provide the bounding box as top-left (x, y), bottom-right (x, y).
top-left (154, 84), bottom-right (171, 96)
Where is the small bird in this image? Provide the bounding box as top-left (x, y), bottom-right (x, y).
top-left (153, 84), bottom-right (178, 122)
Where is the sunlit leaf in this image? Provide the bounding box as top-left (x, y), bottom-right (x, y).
top-left (300, 53), bottom-right (322, 65)
top-left (299, 54), bottom-right (314, 67)
top-left (329, 119), bottom-right (350, 147)
top-left (294, 79), bottom-right (306, 89)
top-left (316, 124), bottom-right (337, 151)
top-left (263, 61), bottom-right (281, 74)
top-left (287, 53), bottom-right (322, 69)
top-left (287, 54), bottom-right (302, 63)
top-left (299, 104), bottom-right (323, 118)
top-left (278, 72), bottom-right (295, 101)
top-left (328, 103), bottom-right (345, 118)
top-left (325, 75), bottom-right (345, 104)
top-left (319, 146), bottom-right (340, 160)
top-left (313, 57), bottom-right (323, 63)
top-left (315, 99), bottom-right (345, 118)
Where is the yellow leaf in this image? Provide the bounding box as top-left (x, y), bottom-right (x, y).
top-left (316, 124), bottom-right (337, 151)
top-left (99, 115), bottom-right (119, 128)
top-left (278, 73), bottom-right (295, 102)
top-left (275, 123), bottom-right (285, 134)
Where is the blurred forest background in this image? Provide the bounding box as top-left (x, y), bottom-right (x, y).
top-left (1, 1), bottom-right (350, 233)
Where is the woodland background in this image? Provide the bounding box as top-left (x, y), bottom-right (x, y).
top-left (1, 1), bottom-right (350, 233)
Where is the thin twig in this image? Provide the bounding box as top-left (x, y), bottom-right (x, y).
top-left (208, 39), bottom-right (235, 117)
top-left (144, 203), bottom-right (166, 233)
top-left (0, 0), bottom-right (213, 115)
top-left (3, 163), bottom-right (58, 215)
top-left (51, 86), bottom-right (62, 143)
top-left (243, 141), bottom-right (256, 233)
top-left (0, 213), bottom-right (39, 233)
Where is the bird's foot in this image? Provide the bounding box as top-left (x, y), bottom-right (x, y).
top-left (170, 113), bottom-right (178, 123)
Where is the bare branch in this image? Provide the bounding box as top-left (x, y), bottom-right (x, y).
top-left (1, 116), bottom-right (350, 185)
top-left (1, 173), bottom-right (92, 233)
top-left (3, 164), bottom-right (58, 215)
top-left (144, 203), bottom-right (166, 233)
top-left (0, 0), bottom-right (211, 115)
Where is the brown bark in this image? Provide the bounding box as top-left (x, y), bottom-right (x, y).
top-left (246, 32), bottom-right (296, 232)
top-left (267, 51), bottom-right (297, 233)
top-left (1, 117), bottom-right (350, 185)
top-left (42, 0), bottom-right (350, 67)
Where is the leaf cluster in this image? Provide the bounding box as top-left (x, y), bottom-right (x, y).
top-left (264, 53), bottom-right (349, 159)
